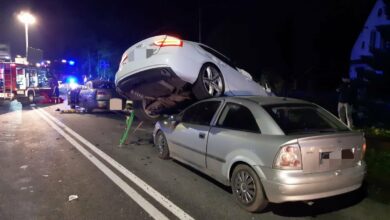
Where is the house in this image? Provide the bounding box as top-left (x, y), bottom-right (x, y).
top-left (350, 0), bottom-right (390, 80)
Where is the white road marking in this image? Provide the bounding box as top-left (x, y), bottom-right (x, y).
top-left (36, 107), bottom-right (195, 220)
top-left (33, 108), bottom-right (170, 220)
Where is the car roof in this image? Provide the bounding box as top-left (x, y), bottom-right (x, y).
top-left (207, 96), bottom-right (312, 106)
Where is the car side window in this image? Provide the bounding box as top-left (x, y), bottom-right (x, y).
top-left (217, 103), bottom-right (260, 133)
top-left (182, 101), bottom-right (221, 126)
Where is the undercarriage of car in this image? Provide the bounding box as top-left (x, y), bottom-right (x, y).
top-left (116, 67), bottom-right (194, 120)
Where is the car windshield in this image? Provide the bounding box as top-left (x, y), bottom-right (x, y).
top-left (263, 103), bottom-right (350, 135)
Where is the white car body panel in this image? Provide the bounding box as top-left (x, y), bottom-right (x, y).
top-left (115, 35), bottom-right (270, 98)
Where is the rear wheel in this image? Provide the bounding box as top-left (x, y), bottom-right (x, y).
top-left (133, 99), bottom-right (162, 122)
top-left (231, 164), bottom-right (268, 212)
top-left (192, 64), bottom-right (225, 100)
top-left (155, 131), bottom-right (170, 159)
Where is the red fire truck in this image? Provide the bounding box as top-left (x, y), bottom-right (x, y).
top-left (0, 62), bottom-right (53, 103)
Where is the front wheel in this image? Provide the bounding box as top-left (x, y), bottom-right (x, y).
top-left (231, 164), bottom-right (268, 212)
top-left (192, 64), bottom-right (225, 100)
top-left (155, 131), bottom-right (170, 159)
top-left (28, 92), bottom-right (34, 104)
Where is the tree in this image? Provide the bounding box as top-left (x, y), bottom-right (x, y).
top-left (79, 39), bottom-right (121, 82)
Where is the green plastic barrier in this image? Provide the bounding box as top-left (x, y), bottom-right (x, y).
top-left (119, 111), bottom-right (135, 146)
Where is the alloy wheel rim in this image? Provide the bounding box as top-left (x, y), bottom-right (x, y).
top-left (157, 134), bottom-right (165, 154)
top-left (202, 66), bottom-right (223, 97)
top-left (234, 170), bottom-right (256, 204)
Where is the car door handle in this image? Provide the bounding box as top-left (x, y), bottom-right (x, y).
top-left (199, 132), bottom-right (205, 139)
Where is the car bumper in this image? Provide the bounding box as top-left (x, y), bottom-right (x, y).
top-left (256, 161), bottom-right (366, 203)
top-left (116, 67), bottom-right (187, 100)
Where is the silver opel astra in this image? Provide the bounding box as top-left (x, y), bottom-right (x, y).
top-left (153, 96), bottom-right (366, 212)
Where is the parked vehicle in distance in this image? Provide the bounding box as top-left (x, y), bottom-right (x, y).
top-left (115, 35), bottom-right (271, 121)
top-left (154, 96), bottom-right (366, 212)
top-left (70, 80), bottom-right (117, 112)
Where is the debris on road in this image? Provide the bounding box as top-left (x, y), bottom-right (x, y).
top-left (20, 165), bottom-right (28, 170)
top-left (61, 108), bottom-right (85, 114)
top-left (42, 174), bottom-right (49, 178)
top-left (68, 195), bottom-right (79, 202)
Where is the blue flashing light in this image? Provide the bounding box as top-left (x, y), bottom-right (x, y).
top-left (68, 60), bottom-right (75, 66)
top-left (67, 76), bottom-right (79, 90)
top-left (67, 76), bottom-right (77, 84)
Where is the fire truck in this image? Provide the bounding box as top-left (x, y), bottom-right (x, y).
top-left (0, 62), bottom-right (53, 103)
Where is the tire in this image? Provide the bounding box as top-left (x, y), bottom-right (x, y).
top-left (231, 164), bottom-right (268, 212)
top-left (192, 64), bottom-right (225, 100)
top-left (155, 131), bottom-right (170, 159)
top-left (28, 92), bottom-right (34, 104)
top-left (133, 100), bottom-right (162, 122)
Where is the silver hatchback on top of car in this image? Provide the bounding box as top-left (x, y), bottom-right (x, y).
top-left (153, 96), bottom-right (366, 212)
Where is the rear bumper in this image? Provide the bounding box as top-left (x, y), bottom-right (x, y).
top-left (115, 67), bottom-right (187, 100)
top-left (256, 161), bottom-right (366, 203)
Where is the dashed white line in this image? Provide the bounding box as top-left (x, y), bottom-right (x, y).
top-left (36, 107), bottom-right (195, 220)
top-left (33, 108), bottom-right (170, 220)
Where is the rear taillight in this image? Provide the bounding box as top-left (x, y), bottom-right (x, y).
top-left (274, 144), bottom-right (302, 170)
top-left (154, 36), bottom-right (183, 47)
top-left (361, 142), bottom-right (367, 160)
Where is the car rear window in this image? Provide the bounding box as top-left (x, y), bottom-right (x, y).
top-left (263, 104), bottom-right (349, 134)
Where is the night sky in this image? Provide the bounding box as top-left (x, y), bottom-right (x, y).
top-left (0, 0), bottom-right (376, 84)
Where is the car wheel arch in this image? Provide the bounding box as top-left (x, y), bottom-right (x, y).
top-left (26, 89), bottom-right (36, 97)
top-left (228, 160), bottom-right (269, 201)
top-left (227, 158), bottom-right (267, 183)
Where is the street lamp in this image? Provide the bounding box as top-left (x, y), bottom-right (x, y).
top-left (18, 11), bottom-right (36, 60)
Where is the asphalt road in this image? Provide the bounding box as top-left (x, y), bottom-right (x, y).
top-left (0, 100), bottom-right (389, 220)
